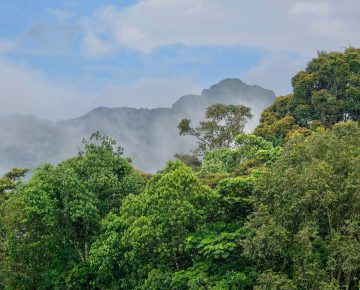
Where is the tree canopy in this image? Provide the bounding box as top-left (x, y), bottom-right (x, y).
top-left (1, 48), bottom-right (360, 289)
top-left (244, 121), bottom-right (360, 289)
top-left (255, 47), bottom-right (360, 145)
top-left (178, 103), bottom-right (252, 155)
top-left (2, 133), bottom-right (144, 289)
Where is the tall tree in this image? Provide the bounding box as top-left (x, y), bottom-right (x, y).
top-left (178, 103), bottom-right (252, 155)
top-left (255, 47), bottom-right (360, 144)
top-left (291, 48), bottom-right (360, 127)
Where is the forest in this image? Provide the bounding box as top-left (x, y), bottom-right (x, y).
top-left (0, 48), bottom-right (359, 289)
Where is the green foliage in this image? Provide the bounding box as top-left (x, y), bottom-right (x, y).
top-left (255, 48), bottom-right (360, 144)
top-left (2, 133), bottom-right (144, 289)
top-left (172, 173), bottom-right (261, 290)
top-left (178, 103), bottom-right (252, 155)
top-left (171, 220), bottom-right (257, 289)
top-left (197, 172), bottom-right (231, 189)
top-left (292, 48), bottom-right (360, 126)
top-left (174, 153), bottom-right (202, 171)
top-left (254, 94), bottom-right (314, 145)
top-left (216, 174), bottom-right (257, 222)
top-left (254, 270), bottom-right (296, 290)
top-left (1, 48), bottom-right (360, 290)
top-left (0, 168), bottom-right (28, 194)
top-left (201, 134), bottom-right (281, 175)
top-left (90, 161), bottom-right (218, 289)
top-left (0, 168), bottom-right (28, 288)
top-left (175, 178), bottom-right (259, 289)
top-left (244, 121), bottom-right (360, 289)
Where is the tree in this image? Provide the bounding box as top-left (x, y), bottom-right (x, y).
top-left (3, 133), bottom-right (144, 289)
top-left (0, 168), bottom-right (28, 288)
top-left (243, 121), bottom-right (360, 289)
top-left (178, 104), bottom-right (252, 155)
top-left (291, 48), bottom-right (360, 127)
top-left (0, 168), bottom-right (28, 195)
top-left (174, 153), bottom-right (202, 171)
top-left (255, 48), bottom-right (360, 144)
top-left (201, 134), bottom-right (281, 175)
top-left (2, 47), bottom-right (360, 289)
top-left (172, 172), bottom-right (261, 289)
top-left (254, 95), bottom-right (313, 145)
top-left (90, 161), bottom-right (218, 289)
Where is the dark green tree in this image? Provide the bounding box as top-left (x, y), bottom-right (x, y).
top-left (0, 168), bottom-right (28, 288)
top-left (1, 47), bottom-right (360, 290)
top-left (0, 168), bottom-right (28, 194)
top-left (243, 121), bottom-right (360, 289)
top-left (291, 48), bottom-right (360, 127)
top-left (174, 153), bottom-right (202, 171)
top-left (255, 47), bottom-right (360, 144)
top-left (254, 95), bottom-right (313, 145)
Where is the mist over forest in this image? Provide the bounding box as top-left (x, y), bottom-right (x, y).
top-left (0, 78), bottom-right (274, 173)
top-left (1, 1), bottom-right (360, 289)
top-left (2, 48), bottom-right (360, 289)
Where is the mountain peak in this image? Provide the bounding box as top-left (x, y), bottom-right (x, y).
top-left (202, 78), bottom-right (274, 97)
top-left (172, 78), bottom-right (275, 113)
top-left (0, 78), bottom-right (276, 174)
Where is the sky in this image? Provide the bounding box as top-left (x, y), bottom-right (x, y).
top-left (0, 0), bottom-right (359, 119)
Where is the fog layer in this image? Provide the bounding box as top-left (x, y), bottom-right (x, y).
top-left (0, 78), bottom-right (275, 173)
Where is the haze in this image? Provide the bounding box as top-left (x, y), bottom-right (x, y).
top-left (0, 0), bottom-right (359, 119)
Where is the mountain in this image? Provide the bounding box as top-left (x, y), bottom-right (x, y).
top-left (0, 79), bottom-right (275, 173)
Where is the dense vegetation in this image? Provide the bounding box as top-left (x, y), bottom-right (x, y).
top-left (0, 48), bottom-right (360, 289)
top-left (255, 47), bottom-right (360, 145)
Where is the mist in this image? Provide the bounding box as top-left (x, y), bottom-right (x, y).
top-left (0, 78), bottom-right (275, 174)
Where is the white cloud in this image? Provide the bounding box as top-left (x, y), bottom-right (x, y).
top-left (4, 23), bottom-right (81, 56)
top-left (1, 0), bottom-right (359, 119)
top-left (242, 53), bottom-right (308, 96)
top-left (0, 40), bottom-right (15, 53)
top-left (0, 60), bottom-right (91, 119)
top-left (47, 8), bottom-right (74, 21)
top-left (83, 32), bottom-right (114, 57)
top-left (81, 0), bottom-right (360, 57)
top-left (0, 21), bottom-right (80, 56)
top-left (0, 60), bottom-right (201, 119)
top-left (97, 78), bottom-right (201, 108)
top-left (290, 2), bottom-right (331, 17)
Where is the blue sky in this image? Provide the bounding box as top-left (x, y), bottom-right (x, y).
top-left (0, 0), bottom-right (359, 119)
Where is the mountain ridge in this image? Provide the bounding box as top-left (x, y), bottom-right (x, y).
top-left (0, 78), bottom-right (275, 173)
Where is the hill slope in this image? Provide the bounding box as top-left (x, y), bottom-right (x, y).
top-left (0, 78), bottom-right (275, 173)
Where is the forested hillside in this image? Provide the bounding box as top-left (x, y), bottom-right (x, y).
top-left (0, 79), bottom-right (275, 174)
top-left (0, 48), bottom-right (360, 289)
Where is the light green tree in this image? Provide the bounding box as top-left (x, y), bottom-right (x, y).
top-left (3, 133), bottom-right (144, 289)
top-left (90, 161), bottom-right (218, 289)
top-left (201, 134), bottom-right (281, 175)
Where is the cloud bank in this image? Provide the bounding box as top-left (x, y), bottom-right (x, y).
top-left (0, 60), bottom-right (201, 119)
top-left (81, 0), bottom-right (360, 57)
top-left (0, 0), bottom-right (360, 119)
